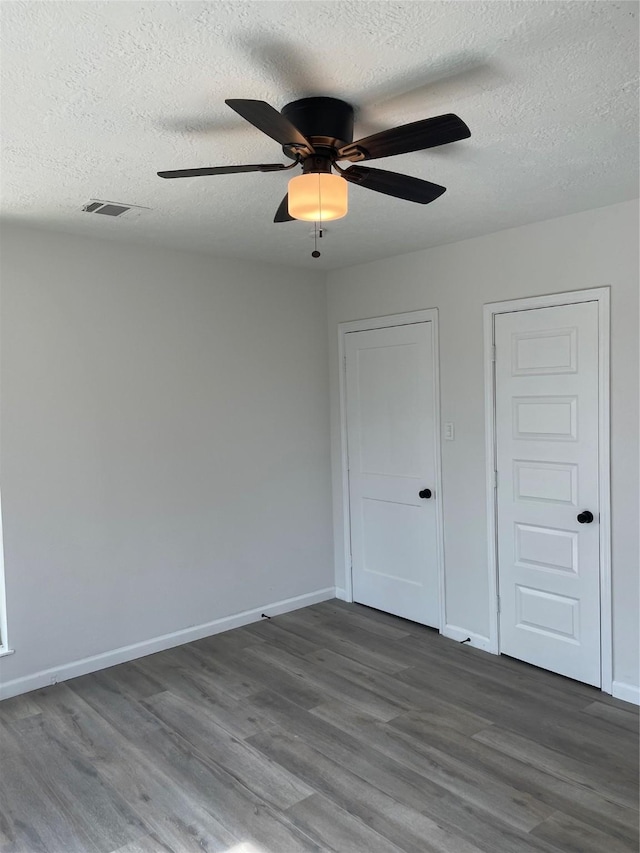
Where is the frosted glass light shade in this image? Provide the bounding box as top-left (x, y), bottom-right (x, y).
top-left (288, 173), bottom-right (348, 221)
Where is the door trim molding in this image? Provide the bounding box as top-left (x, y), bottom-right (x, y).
top-left (0, 487), bottom-right (10, 657)
top-left (483, 287), bottom-right (612, 693)
top-left (337, 309), bottom-right (446, 632)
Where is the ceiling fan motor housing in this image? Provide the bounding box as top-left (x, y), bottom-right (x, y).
top-left (281, 97), bottom-right (354, 158)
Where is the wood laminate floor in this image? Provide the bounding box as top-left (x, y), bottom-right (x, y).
top-left (0, 599), bottom-right (638, 853)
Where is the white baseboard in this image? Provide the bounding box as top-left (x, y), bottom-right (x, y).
top-left (334, 587), bottom-right (350, 601)
top-left (441, 623), bottom-right (493, 653)
top-left (611, 680), bottom-right (640, 706)
top-left (0, 586), bottom-right (336, 702)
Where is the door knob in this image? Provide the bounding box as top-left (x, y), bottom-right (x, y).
top-left (418, 488), bottom-right (432, 499)
top-left (577, 510), bottom-right (594, 524)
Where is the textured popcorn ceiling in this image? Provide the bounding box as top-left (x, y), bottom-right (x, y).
top-left (1, 1), bottom-right (638, 270)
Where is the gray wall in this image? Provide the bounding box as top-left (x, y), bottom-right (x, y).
top-left (0, 226), bottom-right (333, 690)
top-left (1, 199), bottom-right (637, 701)
top-left (326, 200), bottom-right (639, 693)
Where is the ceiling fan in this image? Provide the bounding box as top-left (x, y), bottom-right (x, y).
top-left (157, 97), bottom-right (470, 224)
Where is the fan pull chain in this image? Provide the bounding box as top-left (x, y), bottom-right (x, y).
top-left (312, 176), bottom-right (322, 258)
top-left (312, 224), bottom-right (323, 259)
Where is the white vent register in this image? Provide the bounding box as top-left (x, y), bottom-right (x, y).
top-left (82, 200), bottom-right (150, 218)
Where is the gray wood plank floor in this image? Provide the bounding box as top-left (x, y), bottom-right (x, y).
top-left (0, 599), bottom-right (638, 853)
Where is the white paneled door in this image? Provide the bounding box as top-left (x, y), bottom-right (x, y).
top-left (345, 322), bottom-right (439, 627)
top-left (495, 302), bottom-right (601, 686)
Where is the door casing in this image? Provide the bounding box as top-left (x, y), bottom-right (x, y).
top-left (483, 288), bottom-right (612, 693)
top-left (338, 309), bottom-right (446, 634)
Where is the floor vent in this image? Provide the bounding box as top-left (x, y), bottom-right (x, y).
top-left (82, 200), bottom-right (150, 219)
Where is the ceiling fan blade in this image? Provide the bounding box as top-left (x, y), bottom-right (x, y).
top-left (343, 166), bottom-right (446, 204)
top-left (338, 114), bottom-right (470, 162)
top-left (225, 99), bottom-right (314, 155)
top-left (158, 163), bottom-right (288, 179)
top-left (274, 194), bottom-right (295, 222)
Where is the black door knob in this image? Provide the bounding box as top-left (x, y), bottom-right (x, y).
top-left (418, 488), bottom-right (432, 499)
top-left (577, 510), bottom-right (594, 524)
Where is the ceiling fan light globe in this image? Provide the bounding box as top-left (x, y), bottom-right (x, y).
top-left (288, 173), bottom-right (348, 221)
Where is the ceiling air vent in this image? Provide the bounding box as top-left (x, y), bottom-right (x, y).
top-left (82, 200), bottom-right (150, 219)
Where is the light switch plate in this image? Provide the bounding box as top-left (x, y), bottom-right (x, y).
top-left (444, 422), bottom-right (455, 441)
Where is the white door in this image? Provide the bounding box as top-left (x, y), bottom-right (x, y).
top-left (495, 301), bottom-right (601, 686)
top-left (345, 322), bottom-right (439, 626)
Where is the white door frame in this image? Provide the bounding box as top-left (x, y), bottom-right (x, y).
top-left (483, 287), bottom-right (612, 693)
top-left (0, 486), bottom-right (12, 659)
top-left (338, 309), bottom-right (446, 630)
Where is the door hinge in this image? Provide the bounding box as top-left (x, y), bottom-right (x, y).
top-left (491, 344), bottom-right (496, 362)
top-left (493, 470), bottom-right (499, 489)
top-left (496, 594), bottom-right (501, 614)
